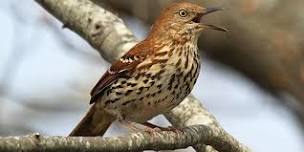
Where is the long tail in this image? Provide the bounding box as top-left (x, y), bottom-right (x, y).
top-left (69, 104), bottom-right (116, 136)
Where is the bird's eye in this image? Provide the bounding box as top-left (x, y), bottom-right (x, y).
top-left (179, 9), bottom-right (188, 17)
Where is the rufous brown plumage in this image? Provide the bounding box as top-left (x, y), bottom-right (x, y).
top-left (70, 1), bottom-right (226, 136)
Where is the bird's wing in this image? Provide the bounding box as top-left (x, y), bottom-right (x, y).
top-left (89, 42), bottom-right (152, 104)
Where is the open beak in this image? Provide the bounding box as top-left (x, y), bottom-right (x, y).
top-left (195, 7), bottom-right (228, 32)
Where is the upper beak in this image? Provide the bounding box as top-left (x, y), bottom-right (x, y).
top-left (198, 7), bottom-right (228, 32)
top-left (202, 7), bottom-right (223, 16)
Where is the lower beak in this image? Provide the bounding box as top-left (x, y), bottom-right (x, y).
top-left (199, 7), bottom-right (228, 32)
top-left (203, 24), bottom-right (228, 32)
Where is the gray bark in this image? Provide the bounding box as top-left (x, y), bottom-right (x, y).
top-left (0, 125), bottom-right (244, 152)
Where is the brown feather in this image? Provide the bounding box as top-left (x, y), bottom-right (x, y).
top-left (90, 42), bottom-right (154, 104)
top-left (69, 104), bottom-right (115, 136)
top-left (71, 1), bottom-right (220, 137)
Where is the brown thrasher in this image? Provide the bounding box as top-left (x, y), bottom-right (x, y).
top-left (70, 2), bottom-right (226, 136)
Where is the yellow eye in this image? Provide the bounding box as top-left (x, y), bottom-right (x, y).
top-left (179, 9), bottom-right (188, 17)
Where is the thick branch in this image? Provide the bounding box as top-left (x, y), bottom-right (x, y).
top-left (0, 125), bottom-right (221, 152)
top-left (33, 0), bottom-right (250, 151)
top-left (37, 0), bottom-right (137, 62)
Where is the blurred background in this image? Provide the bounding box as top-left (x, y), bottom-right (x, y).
top-left (0, 0), bottom-right (304, 152)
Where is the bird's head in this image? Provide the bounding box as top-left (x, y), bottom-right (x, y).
top-left (150, 2), bottom-right (227, 41)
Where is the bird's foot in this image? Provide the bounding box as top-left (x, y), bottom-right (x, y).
top-left (142, 122), bottom-right (182, 133)
top-left (119, 120), bottom-right (182, 134)
top-left (119, 120), bottom-right (142, 133)
top-left (161, 126), bottom-right (183, 133)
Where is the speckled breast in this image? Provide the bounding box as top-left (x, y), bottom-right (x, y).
top-left (99, 44), bottom-right (200, 123)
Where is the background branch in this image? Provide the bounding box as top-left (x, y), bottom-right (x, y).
top-left (27, 0), bottom-right (251, 151)
top-left (103, 0), bottom-right (304, 128)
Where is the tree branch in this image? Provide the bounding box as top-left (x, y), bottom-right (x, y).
top-left (28, 0), bottom-right (251, 151)
top-left (36, 0), bottom-right (137, 62)
top-left (0, 125), bottom-right (244, 152)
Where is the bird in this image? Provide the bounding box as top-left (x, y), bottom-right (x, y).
top-left (70, 1), bottom-right (227, 136)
